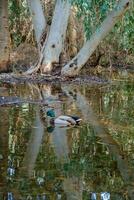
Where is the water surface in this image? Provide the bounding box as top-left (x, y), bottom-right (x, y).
top-left (0, 80), bottom-right (134, 200)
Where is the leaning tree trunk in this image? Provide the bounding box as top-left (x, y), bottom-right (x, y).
top-left (61, 0), bottom-right (130, 77)
top-left (27, 0), bottom-right (47, 50)
top-left (41, 0), bottom-right (71, 73)
top-left (0, 0), bottom-right (10, 72)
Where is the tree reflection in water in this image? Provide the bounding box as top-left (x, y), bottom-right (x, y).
top-left (0, 82), bottom-right (134, 199)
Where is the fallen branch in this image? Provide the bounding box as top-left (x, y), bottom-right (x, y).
top-left (0, 96), bottom-right (48, 106)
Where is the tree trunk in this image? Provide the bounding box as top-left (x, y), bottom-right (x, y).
top-left (27, 0), bottom-right (46, 49)
top-left (41, 0), bottom-right (71, 73)
top-left (67, 10), bottom-right (78, 58)
top-left (61, 0), bottom-right (130, 77)
top-left (0, 0), bottom-right (10, 72)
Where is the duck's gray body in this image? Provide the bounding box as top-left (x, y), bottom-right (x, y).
top-left (47, 109), bottom-right (82, 127)
top-left (54, 115), bottom-right (82, 126)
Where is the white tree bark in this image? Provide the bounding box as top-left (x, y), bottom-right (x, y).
top-left (41, 0), bottom-right (71, 73)
top-left (61, 0), bottom-right (130, 77)
top-left (23, 110), bottom-right (44, 177)
top-left (27, 0), bottom-right (46, 45)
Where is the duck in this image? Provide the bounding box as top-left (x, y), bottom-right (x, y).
top-left (46, 109), bottom-right (82, 127)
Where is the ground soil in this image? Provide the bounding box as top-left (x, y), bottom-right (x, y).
top-left (0, 43), bottom-right (133, 85)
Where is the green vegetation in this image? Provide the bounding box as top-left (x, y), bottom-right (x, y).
top-left (9, 0), bottom-right (31, 47)
top-left (73, 0), bottom-right (134, 53)
top-left (0, 1), bottom-right (134, 198)
top-left (6, 0), bottom-right (133, 75)
top-left (8, 0), bottom-right (134, 53)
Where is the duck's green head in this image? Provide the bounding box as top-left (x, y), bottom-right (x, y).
top-left (46, 109), bottom-right (55, 118)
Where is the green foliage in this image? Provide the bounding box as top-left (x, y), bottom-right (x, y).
top-left (72, 0), bottom-right (116, 38)
top-left (8, 0), bottom-right (133, 54)
top-left (8, 0), bottom-right (29, 47)
top-left (114, 9), bottom-right (134, 53)
top-left (72, 0), bottom-right (134, 53)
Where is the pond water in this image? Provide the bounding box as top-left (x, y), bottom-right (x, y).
top-left (0, 80), bottom-right (134, 200)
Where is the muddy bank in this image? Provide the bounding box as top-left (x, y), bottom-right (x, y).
top-left (0, 73), bottom-right (109, 85)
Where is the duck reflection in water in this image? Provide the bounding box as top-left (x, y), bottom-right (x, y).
top-left (51, 126), bottom-right (83, 199)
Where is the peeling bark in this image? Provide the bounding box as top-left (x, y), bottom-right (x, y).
top-left (61, 0), bottom-right (130, 77)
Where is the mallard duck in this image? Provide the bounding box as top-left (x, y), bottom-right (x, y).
top-left (46, 109), bottom-right (82, 127)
